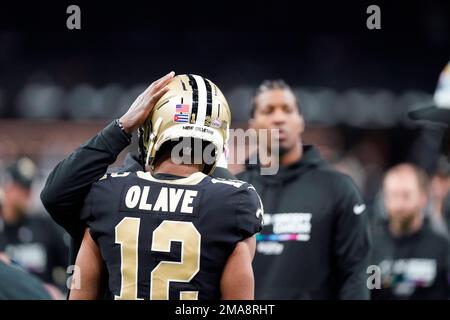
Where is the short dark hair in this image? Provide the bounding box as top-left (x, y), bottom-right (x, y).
top-left (154, 138), bottom-right (216, 173)
top-left (250, 79), bottom-right (301, 118)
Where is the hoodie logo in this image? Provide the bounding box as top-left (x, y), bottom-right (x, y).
top-left (256, 208), bottom-right (263, 219)
top-left (256, 213), bottom-right (312, 243)
top-left (353, 204), bottom-right (366, 215)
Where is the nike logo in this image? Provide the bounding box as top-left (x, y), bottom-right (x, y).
top-left (353, 204), bottom-right (366, 215)
top-left (256, 208), bottom-right (264, 219)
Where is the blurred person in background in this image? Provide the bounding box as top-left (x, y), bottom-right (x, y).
top-left (409, 61), bottom-right (450, 243)
top-left (236, 80), bottom-right (370, 299)
top-left (370, 163), bottom-right (450, 299)
top-left (0, 157), bottom-right (68, 294)
top-left (429, 156), bottom-right (450, 236)
top-left (0, 252), bottom-right (56, 299)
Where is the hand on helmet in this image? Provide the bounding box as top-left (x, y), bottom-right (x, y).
top-left (119, 71), bottom-right (175, 134)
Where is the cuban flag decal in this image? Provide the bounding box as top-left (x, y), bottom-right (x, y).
top-left (173, 113), bottom-right (189, 123)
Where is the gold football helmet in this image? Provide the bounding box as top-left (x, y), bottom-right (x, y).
top-left (138, 74), bottom-right (231, 174)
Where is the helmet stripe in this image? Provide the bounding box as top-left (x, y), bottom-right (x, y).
top-left (204, 78), bottom-right (213, 121)
top-left (187, 74), bottom-right (198, 124)
top-left (192, 74), bottom-right (208, 126)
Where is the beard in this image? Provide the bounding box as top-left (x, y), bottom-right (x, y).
top-left (399, 214), bottom-right (416, 233)
top-left (279, 145), bottom-right (290, 157)
top-left (391, 210), bottom-right (419, 236)
top-left (12, 204), bottom-right (27, 220)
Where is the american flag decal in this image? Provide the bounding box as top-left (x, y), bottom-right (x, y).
top-left (175, 104), bottom-right (190, 113)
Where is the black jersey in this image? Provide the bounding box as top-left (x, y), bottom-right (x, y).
top-left (80, 171), bottom-right (263, 300)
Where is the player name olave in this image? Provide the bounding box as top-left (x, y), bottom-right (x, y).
top-left (124, 185), bottom-right (198, 214)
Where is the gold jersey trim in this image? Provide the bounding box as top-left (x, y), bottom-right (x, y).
top-left (136, 171), bottom-right (207, 186)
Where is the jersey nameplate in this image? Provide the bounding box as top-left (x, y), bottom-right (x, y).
top-left (119, 184), bottom-right (200, 215)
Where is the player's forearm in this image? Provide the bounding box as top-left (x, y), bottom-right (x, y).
top-left (221, 269), bottom-right (254, 299)
top-left (41, 120), bottom-right (131, 218)
top-left (220, 238), bottom-right (256, 300)
top-left (69, 284), bottom-right (102, 300)
top-left (69, 229), bottom-right (104, 300)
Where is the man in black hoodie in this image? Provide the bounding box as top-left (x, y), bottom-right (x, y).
top-left (236, 80), bottom-right (370, 299)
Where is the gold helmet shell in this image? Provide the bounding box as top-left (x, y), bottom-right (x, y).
top-left (140, 74), bottom-right (231, 174)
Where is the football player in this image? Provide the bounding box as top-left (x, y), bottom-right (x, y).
top-left (68, 75), bottom-right (263, 300)
top-left (40, 73), bottom-right (236, 297)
